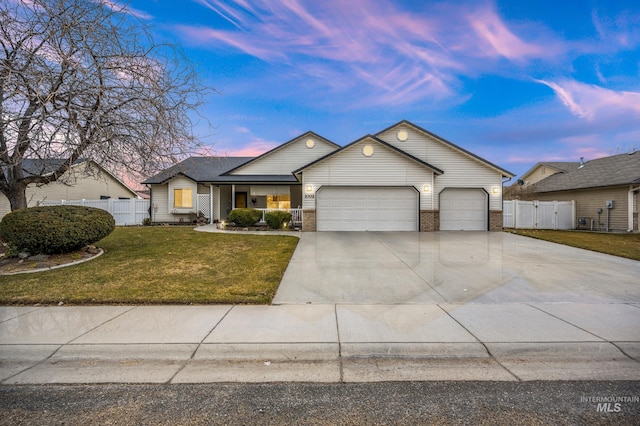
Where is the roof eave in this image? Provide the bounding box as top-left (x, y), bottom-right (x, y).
top-left (376, 120), bottom-right (515, 178)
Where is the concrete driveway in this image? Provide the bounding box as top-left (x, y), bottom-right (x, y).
top-left (273, 231), bottom-right (640, 304)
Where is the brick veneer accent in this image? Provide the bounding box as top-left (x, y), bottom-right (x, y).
top-left (489, 210), bottom-right (503, 232)
top-left (420, 210), bottom-right (439, 232)
top-left (302, 210), bottom-right (316, 232)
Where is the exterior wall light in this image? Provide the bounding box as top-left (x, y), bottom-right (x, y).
top-left (423, 184), bottom-right (431, 193)
top-left (305, 184), bottom-right (313, 193)
top-left (492, 187), bottom-right (500, 195)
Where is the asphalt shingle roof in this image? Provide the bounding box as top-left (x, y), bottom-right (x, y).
top-left (537, 161), bottom-right (580, 173)
top-left (532, 152), bottom-right (640, 193)
top-left (8, 158), bottom-right (83, 177)
top-left (142, 156), bottom-right (265, 184)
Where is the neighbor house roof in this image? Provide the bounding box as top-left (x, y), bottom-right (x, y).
top-left (531, 152), bottom-right (640, 193)
top-left (520, 161), bottom-right (579, 181)
top-left (12, 158), bottom-right (140, 197)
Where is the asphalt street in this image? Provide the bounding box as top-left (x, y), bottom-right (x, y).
top-left (1, 382), bottom-right (639, 425)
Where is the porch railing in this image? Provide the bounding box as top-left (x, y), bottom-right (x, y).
top-left (256, 208), bottom-right (302, 224)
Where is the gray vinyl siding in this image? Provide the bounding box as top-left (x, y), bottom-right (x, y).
top-left (377, 124), bottom-right (505, 211)
top-left (302, 139), bottom-right (434, 210)
top-left (231, 137), bottom-right (337, 175)
top-left (533, 186), bottom-right (634, 232)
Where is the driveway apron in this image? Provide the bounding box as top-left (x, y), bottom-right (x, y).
top-left (273, 231), bottom-right (640, 305)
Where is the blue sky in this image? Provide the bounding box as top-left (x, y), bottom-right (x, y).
top-left (124, 0), bottom-right (639, 179)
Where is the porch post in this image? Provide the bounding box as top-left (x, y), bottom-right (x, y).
top-left (231, 184), bottom-right (236, 210)
top-left (209, 184), bottom-right (214, 223)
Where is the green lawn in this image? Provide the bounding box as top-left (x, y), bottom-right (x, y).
top-left (507, 229), bottom-right (640, 261)
top-left (0, 227), bottom-right (299, 305)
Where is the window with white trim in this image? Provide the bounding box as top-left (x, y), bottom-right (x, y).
top-left (173, 188), bottom-right (193, 208)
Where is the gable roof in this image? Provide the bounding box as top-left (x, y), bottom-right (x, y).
top-left (520, 161), bottom-right (579, 181)
top-left (142, 157), bottom-right (253, 184)
top-left (376, 120), bottom-right (515, 177)
top-left (222, 131), bottom-right (340, 175)
top-left (531, 152), bottom-right (640, 193)
top-left (293, 134), bottom-right (444, 175)
top-left (15, 158), bottom-right (140, 197)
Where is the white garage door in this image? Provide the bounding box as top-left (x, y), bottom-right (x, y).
top-left (440, 188), bottom-right (488, 231)
top-left (316, 187), bottom-right (418, 231)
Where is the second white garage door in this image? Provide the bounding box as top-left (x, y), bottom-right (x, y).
top-left (316, 187), bottom-right (418, 231)
top-left (440, 188), bottom-right (488, 231)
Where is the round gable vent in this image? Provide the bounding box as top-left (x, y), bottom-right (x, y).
top-left (362, 144), bottom-right (375, 157)
top-left (397, 130), bottom-right (408, 141)
top-left (305, 138), bottom-right (315, 149)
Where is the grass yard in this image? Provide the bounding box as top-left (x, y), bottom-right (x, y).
top-left (0, 227), bottom-right (299, 305)
top-left (507, 229), bottom-right (640, 261)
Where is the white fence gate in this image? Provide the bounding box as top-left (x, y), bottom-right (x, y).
top-left (503, 200), bottom-right (575, 230)
top-left (40, 199), bottom-right (150, 226)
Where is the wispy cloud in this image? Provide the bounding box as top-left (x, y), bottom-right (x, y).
top-left (467, 6), bottom-right (547, 61)
top-left (175, 0), bottom-right (556, 107)
top-left (99, 0), bottom-right (153, 20)
top-left (591, 8), bottom-right (640, 49)
top-left (537, 78), bottom-right (640, 120)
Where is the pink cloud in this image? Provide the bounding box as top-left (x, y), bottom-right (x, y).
top-left (173, 25), bottom-right (285, 61)
top-left (98, 0), bottom-right (153, 20)
top-left (467, 6), bottom-right (552, 61)
top-left (177, 0), bottom-right (571, 108)
top-left (220, 139), bottom-right (278, 157)
top-left (537, 79), bottom-right (640, 120)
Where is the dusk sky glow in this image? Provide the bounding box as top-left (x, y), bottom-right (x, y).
top-left (127, 0), bottom-right (639, 179)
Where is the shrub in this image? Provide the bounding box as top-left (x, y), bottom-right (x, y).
top-left (0, 205), bottom-right (115, 255)
top-left (228, 208), bottom-right (262, 227)
top-left (265, 210), bottom-right (292, 229)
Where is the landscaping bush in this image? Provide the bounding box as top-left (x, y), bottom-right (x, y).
top-left (228, 208), bottom-right (262, 227)
top-left (265, 210), bottom-right (292, 229)
top-left (0, 205), bottom-right (115, 255)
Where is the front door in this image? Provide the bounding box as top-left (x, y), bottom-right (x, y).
top-left (235, 192), bottom-right (247, 208)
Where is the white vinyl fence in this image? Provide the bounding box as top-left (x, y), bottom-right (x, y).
top-left (40, 199), bottom-right (150, 226)
top-left (503, 200), bottom-right (575, 230)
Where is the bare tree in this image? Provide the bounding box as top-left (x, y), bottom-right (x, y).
top-left (0, 0), bottom-right (210, 210)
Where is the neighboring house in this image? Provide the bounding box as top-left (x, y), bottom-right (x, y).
top-left (517, 161), bottom-right (578, 186)
top-left (143, 120), bottom-right (514, 231)
top-left (0, 159), bottom-right (141, 220)
top-left (512, 152), bottom-right (640, 232)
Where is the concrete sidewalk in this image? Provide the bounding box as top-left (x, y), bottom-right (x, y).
top-left (1, 303), bottom-right (639, 384)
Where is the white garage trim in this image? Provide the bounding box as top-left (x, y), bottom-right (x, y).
top-left (440, 188), bottom-right (488, 231)
top-left (316, 186), bottom-right (418, 231)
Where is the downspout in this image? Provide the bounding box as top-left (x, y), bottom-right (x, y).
top-left (629, 185), bottom-right (640, 232)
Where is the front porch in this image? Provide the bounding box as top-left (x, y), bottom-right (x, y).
top-left (195, 184), bottom-right (303, 226)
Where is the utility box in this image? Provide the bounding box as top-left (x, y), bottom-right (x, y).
top-left (606, 200), bottom-right (615, 209)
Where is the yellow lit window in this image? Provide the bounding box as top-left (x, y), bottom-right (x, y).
top-left (267, 195), bottom-right (290, 209)
top-left (174, 188), bottom-right (193, 208)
